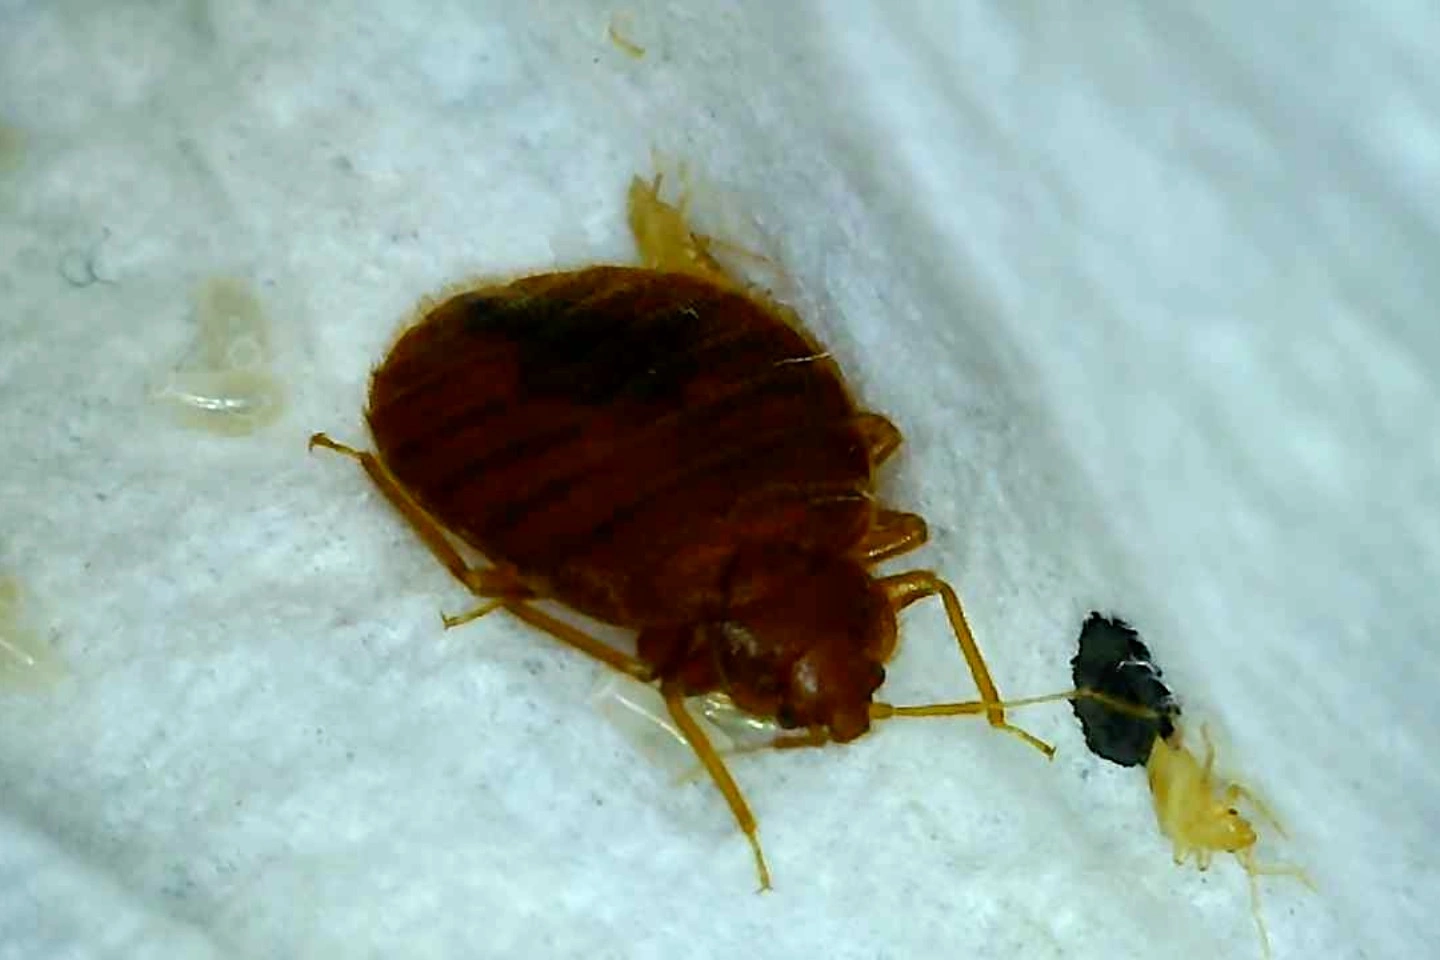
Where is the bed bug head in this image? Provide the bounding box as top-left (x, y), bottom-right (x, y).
top-left (642, 550), bottom-right (896, 744)
top-left (721, 551), bottom-right (896, 743)
top-left (1146, 726), bottom-right (1267, 862)
top-left (1196, 796), bottom-right (1259, 855)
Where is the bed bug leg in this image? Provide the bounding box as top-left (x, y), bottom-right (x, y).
top-left (736, 690), bottom-right (1131, 760)
top-left (868, 687), bottom-right (1159, 726)
top-left (852, 508), bottom-right (924, 658)
top-left (693, 727), bottom-right (832, 767)
top-left (854, 412), bottom-right (904, 467)
top-left (662, 681), bottom-right (772, 891)
top-left (311, 432), bottom-right (657, 677)
top-left (440, 599), bottom-right (505, 629)
top-left (875, 571), bottom-right (1054, 757)
top-left (1236, 842), bottom-right (1315, 959)
top-left (857, 509), bottom-right (929, 565)
top-left (1195, 724), bottom-right (1286, 837)
top-left (672, 725), bottom-right (831, 787)
top-left (852, 513), bottom-right (1052, 754)
top-left (308, 432), bottom-right (531, 600)
top-left (495, 599), bottom-right (656, 683)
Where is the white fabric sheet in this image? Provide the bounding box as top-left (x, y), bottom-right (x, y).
top-left (2, 3), bottom-right (1435, 958)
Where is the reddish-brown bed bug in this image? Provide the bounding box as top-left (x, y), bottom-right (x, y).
top-left (310, 169), bottom-right (1052, 889)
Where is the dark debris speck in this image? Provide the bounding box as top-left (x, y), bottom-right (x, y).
top-left (1070, 612), bottom-right (1179, 767)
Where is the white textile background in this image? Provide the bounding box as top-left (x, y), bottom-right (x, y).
top-left (1, 3), bottom-right (1436, 958)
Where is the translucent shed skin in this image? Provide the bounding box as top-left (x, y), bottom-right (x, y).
top-left (310, 171), bottom-right (1050, 888)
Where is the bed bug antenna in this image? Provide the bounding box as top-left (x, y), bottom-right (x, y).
top-left (870, 686), bottom-right (1160, 725)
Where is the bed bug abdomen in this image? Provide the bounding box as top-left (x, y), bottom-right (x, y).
top-left (364, 265), bottom-right (874, 626)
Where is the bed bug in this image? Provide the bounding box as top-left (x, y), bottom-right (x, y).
top-left (309, 168), bottom-right (1052, 889)
top-left (1146, 722), bottom-right (1314, 959)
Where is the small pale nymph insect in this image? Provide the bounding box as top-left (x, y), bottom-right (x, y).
top-left (1061, 614), bottom-right (1313, 958)
top-left (1144, 722), bottom-right (1315, 959)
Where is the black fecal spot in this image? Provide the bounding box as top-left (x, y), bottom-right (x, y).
top-left (1070, 612), bottom-right (1180, 767)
